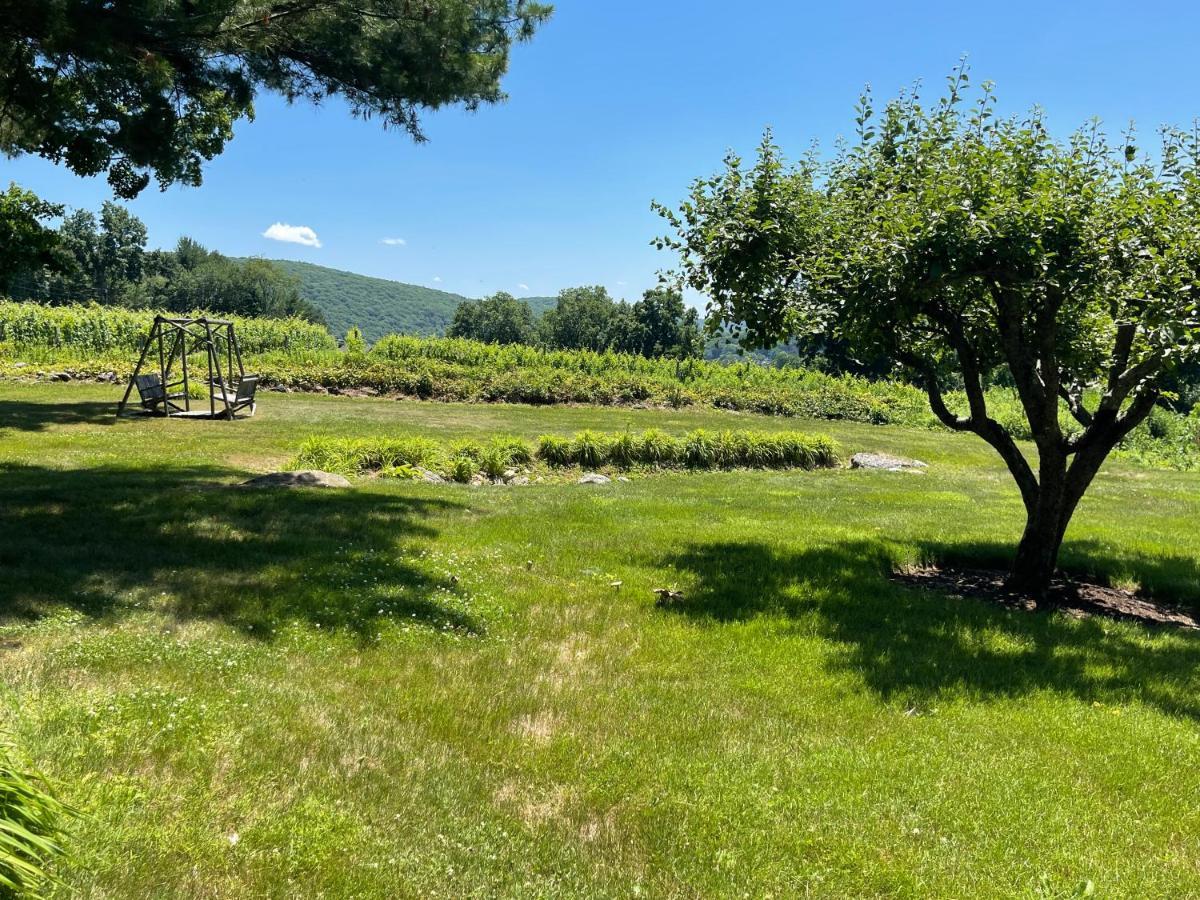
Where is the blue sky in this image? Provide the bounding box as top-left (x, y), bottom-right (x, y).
top-left (4, 0), bottom-right (1200, 302)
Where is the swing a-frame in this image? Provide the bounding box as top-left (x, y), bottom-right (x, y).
top-left (117, 316), bottom-right (259, 419)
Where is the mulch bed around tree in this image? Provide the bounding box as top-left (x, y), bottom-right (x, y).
top-left (892, 566), bottom-right (1200, 631)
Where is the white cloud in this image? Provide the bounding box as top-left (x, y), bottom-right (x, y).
top-left (517, 283), bottom-right (530, 291)
top-left (262, 223), bottom-right (321, 248)
top-left (432, 276), bottom-right (443, 283)
top-left (616, 280), bottom-right (628, 287)
top-left (380, 237), bottom-right (407, 246)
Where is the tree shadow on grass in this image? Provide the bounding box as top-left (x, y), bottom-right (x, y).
top-left (0, 399), bottom-right (117, 432)
top-left (0, 463), bottom-right (475, 640)
top-left (658, 539), bottom-right (1200, 720)
top-left (922, 538), bottom-right (1200, 604)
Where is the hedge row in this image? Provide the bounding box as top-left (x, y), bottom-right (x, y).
top-left (294, 429), bottom-right (840, 482)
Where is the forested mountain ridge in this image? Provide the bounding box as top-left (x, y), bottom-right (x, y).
top-left (261, 259), bottom-right (556, 340)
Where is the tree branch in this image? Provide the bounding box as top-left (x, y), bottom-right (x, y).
top-left (1057, 383), bottom-right (1093, 428)
top-left (902, 348), bottom-right (1039, 511)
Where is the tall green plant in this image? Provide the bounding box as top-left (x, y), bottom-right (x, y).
top-left (0, 740), bottom-right (74, 897)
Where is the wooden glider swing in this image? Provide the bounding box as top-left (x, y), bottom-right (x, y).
top-left (117, 316), bottom-right (259, 419)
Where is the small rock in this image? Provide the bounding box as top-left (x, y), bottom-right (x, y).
top-left (503, 468), bottom-right (519, 480)
top-left (578, 473), bottom-right (611, 485)
top-left (11, 362), bottom-right (28, 369)
top-left (51, 371), bottom-right (72, 382)
top-left (96, 371), bottom-right (117, 383)
top-left (616, 476), bottom-right (630, 483)
top-left (850, 452), bottom-right (928, 471)
top-left (510, 475), bottom-right (530, 486)
top-left (241, 470), bottom-right (351, 489)
top-left (414, 467), bottom-right (445, 484)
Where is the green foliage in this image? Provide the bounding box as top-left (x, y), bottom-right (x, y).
top-left (447, 440), bottom-right (485, 464)
top-left (607, 430), bottom-right (639, 467)
top-left (0, 184), bottom-right (65, 298)
top-left (6, 197), bottom-right (321, 322)
top-left (0, 0), bottom-right (551, 197)
top-left (5, 382), bottom-right (1200, 896)
top-left (294, 429), bottom-right (839, 478)
top-left (656, 63), bottom-right (1200, 591)
top-left (0, 301), bottom-right (336, 355)
top-left (570, 430), bottom-right (608, 469)
top-left (535, 285), bottom-right (703, 359)
top-left (539, 428), bottom-right (838, 471)
top-left (638, 429), bottom-right (681, 466)
top-left (536, 435), bottom-right (573, 466)
top-left (0, 739), bottom-right (74, 897)
top-left (449, 456), bottom-right (479, 484)
top-left (295, 436), bottom-right (444, 476)
top-left (478, 445), bottom-right (512, 480)
top-left (5, 300), bottom-right (1197, 470)
top-left (448, 292), bottom-right (537, 345)
top-left (151, 249), bottom-right (320, 323)
top-left (490, 436), bottom-right (535, 466)
top-left (343, 327), bottom-right (368, 358)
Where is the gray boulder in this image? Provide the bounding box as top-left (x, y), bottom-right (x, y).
top-left (578, 473), bottom-right (611, 485)
top-left (850, 452), bottom-right (928, 472)
top-left (241, 470), bottom-right (351, 489)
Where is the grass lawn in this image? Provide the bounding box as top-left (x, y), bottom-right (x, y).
top-left (3, 381), bottom-right (1200, 897)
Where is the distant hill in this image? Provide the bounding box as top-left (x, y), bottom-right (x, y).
top-left (259, 259), bottom-right (557, 341)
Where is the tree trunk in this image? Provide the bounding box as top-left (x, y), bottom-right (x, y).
top-left (1006, 449), bottom-right (1070, 598)
top-left (1005, 442), bottom-right (1109, 599)
top-left (1007, 496), bottom-right (1067, 597)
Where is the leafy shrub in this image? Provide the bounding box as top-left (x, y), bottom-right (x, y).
top-left (490, 436), bottom-right (534, 466)
top-left (607, 431), bottom-right (638, 467)
top-left (571, 430), bottom-right (607, 469)
top-left (447, 440), bottom-right (484, 463)
top-left (294, 436), bottom-right (443, 475)
top-left (639, 429), bottom-right (681, 466)
top-left (684, 429), bottom-right (718, 468)
top-left (479, 445), bottom-right (511, 480)
top-left (1, 740), bottom-right (74, 897)
top-left (449, 456), bottom-right (478, 484)
top-left (536, 435), bottom-right (573, 466)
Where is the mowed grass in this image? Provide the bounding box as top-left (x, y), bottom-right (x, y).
top-left (2, 381), bottom-right (1200, 898)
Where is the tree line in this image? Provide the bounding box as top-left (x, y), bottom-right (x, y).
top-left (0, 183), bottom-right (324, 323)
top-left (448, 285), bottom-right (705, 360)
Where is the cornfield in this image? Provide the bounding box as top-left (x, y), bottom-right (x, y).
top-left (0, 302), bottom-right (336, 355)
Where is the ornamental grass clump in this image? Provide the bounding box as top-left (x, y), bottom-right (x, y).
top-left (607, 430), bottom-right (639, 467)
top-left (449, 456), bottom-right (478, 484)
top-left (570, 430), bottom-right (607, 469)
top-left (293, 429), bottom-right (838, 481)
top-left (294, 436), bottom-right (444, 475)
top-left (638, 429), bottom-right (682, 466)
top-left (490, 436), bottom-right (534, 466)
top-left (479, 445), bottom-right (512, 480)
top-left (684, 429), bottom-right (718, 468)
top-left (536, 435), bottom-right (573, 466)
